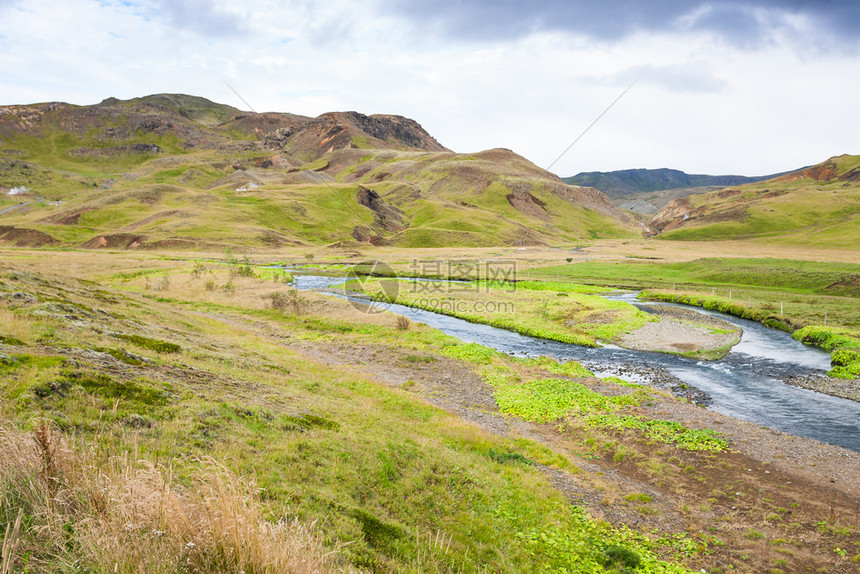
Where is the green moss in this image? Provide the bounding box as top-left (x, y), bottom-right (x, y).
top-left (0, 335), bottom-right (26, 346)
top-left (91, 347), bottom-right (144, 365)
top-left (73, 372), bottom-right (168, 408)
top-left (115, 334), bottom-right (181, 353)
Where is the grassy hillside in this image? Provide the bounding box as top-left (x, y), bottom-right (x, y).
top-left (0, 95), bottom-right (639, 249)
top-left (2, 250), bottom-right (858, 573)
top-left (650, 155), bottom-right (860, 248)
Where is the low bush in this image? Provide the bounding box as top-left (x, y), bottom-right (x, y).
top-left (395, 315), bottom-right (411, 331)
top-left (263, 289), bottom-right (306, 315)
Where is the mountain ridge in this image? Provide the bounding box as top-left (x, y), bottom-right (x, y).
top-left (563, 167), bottom-right (789, 199)
top-left (0, 93), bottom-right (639, 249)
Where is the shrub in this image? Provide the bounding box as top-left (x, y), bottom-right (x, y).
top-left (191, 261), bottom-right (206, 279)
top-left (264, 290), bottom-right (306, 315)
top-left (395, 316), bottom-right (411, 331)
top-left (236, 254), bottom-right (256, 278)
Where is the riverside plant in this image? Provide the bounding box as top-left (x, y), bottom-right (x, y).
top-left (793, 325), bottom-right (860, 378)
top-left (440, 342), bottom-right (728, 452)
top-left (643, 291), bottom-right (860, 379)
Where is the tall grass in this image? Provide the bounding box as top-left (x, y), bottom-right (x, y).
top-left (0, 421), bottom-right (344, 573)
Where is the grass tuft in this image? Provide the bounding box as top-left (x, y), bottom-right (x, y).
top-left (0, 422), bottom-right (343, 573)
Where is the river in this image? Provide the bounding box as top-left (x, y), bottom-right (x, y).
top-left (293, 274), bottom-right (860, 453)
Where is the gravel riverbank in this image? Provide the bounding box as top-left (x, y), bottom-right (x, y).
top-left (615, 304), bottom-right (741, 359)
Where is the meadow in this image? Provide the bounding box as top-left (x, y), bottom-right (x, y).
top-left (1, 247), bottom-right (857, 573)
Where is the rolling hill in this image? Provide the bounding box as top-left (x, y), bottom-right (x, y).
top-left (0, 94), bottom-right (640, 249)
top-left (649, 154), bottom-right (860, 247)
top-left (563, 168), bottom-right (790, 216)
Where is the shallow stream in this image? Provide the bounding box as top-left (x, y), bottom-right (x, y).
top-left (293, 274), bottom-right (860, 452)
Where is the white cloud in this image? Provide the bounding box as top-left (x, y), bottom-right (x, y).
top-left (0, 0), bottom-right (858, 176)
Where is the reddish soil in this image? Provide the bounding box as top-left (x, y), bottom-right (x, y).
top-left (0, 225), bottom-right (58, 247)
top-left (80, 234), bottom-right (145, 249)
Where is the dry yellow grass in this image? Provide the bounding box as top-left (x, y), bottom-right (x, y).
top-left (0, 307), bottom-right (36, 343)
top-left (130, 266), bottom-right (405, 328)
top-left (0, 421), bottom-right (346, 573)
top-left (5, 237), bottom-right (858, 286)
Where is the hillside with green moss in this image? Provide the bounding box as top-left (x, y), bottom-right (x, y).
top-left (649, 154), bottom-right (860, 247)
top-left (0, 94), bottom-right (640, 249)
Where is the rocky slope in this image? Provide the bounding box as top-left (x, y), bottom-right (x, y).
top-left (647, 155), bottom-right (860, 247)
top-left (0, 94), bottom-right (639, 249)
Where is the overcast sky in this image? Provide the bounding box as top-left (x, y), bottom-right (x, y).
top-left (1, 0), bottom-right (858, 176)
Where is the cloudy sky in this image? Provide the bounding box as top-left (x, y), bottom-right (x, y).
top-left (1, 0), bottom-right (858, 176)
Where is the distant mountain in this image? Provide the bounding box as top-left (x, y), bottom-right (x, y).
top-left (0, 94), bottom-right (640, 249)
top-left (563, 168), bottom-right (781, 199)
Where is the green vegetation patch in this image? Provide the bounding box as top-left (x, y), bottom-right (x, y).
top-left (71, 372), bottom-right (168, 408)
top-left (0, 334), bottom-right (27, 346)
top-left (536, 257), bottom-right (860, 295)
top-left (92, 346), bottom-right (145, 365)
top-left (495, 378), bottom-right (642, 423)
top-left (439, 339), bottom-right (726, 452)
top-left (793, 326), bottom-right (860, 379)
top-left (585, 415), bottom-right (728, 452)
top-left (512, 355), bottom-right (595, 378)
top-left (115, 333), bottom-right (181, 353)
top-left (640, 290), bottom-right (795, 332)
top-left (472, 279), bottom-right (607, 294)
top-left (441, 342), bottom-right (498, 364)
top-left (351, 278), bottom-right (652, 347)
